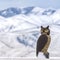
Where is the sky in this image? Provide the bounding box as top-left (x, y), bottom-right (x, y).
top-left (0, 0), bottom-right (60, 10)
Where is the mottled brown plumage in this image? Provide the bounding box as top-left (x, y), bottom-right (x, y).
top-left (36, 26), bottom-right (51, 58)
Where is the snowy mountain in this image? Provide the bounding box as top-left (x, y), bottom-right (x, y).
top-left (42, 9), bottom-right (56, 15)
top-left (0, 7), bottom-right (34, 18)
top-left (0, 7), bottom-right (60, 59)
top-left (0, 7), bottom-right (56, 18)
top-left (0, 7), bottom-right (58, 32)
top-left (0, 7), bottom-right (21, 17)
top-left (22, 7), bottom-right (34, 14)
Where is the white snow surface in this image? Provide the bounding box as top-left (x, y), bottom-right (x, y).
top-left (0, 7), bottom-right (60, 60)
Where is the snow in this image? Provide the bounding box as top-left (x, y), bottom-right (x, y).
top-left (0, 7), bottom-right (60, 60)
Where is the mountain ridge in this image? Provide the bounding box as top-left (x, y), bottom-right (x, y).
top-left (0, 7), bottom-right (56, 18)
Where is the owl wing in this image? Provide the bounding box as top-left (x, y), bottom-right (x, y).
top-left (37, 35), bottom-right (48, 51)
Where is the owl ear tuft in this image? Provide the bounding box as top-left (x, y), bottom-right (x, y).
top-left (47, 26), bottom-right (49, 29)
top-left (41, 26), bottom-right (43, 28)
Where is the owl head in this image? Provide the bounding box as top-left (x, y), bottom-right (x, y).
top-left (41, 26), bottom-right (50, 35)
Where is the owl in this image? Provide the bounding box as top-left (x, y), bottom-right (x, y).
top-left (36, 26), bottom-right (51, 59)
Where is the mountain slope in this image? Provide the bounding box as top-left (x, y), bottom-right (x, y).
top-left (0, 7), bottom-right (56, 18)
top-left (0, 7), bottom-right (21, 17)
top-left (0, 7), bottom-right (60, 59)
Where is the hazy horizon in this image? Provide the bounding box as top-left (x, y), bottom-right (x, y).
top-left (0, 0), bottom-right (60, 10)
